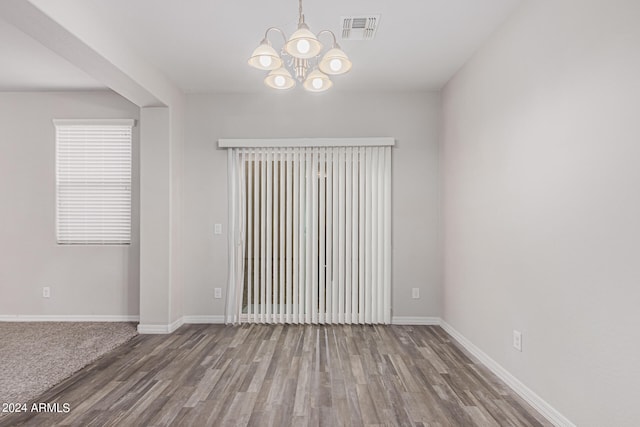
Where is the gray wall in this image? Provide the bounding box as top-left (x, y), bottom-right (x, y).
top-left (0, 91), bottom-right (140, 317)
top-left (441, 0), bottom-right (640, 425)
top-left (183, 90), bottom-right (441, 319)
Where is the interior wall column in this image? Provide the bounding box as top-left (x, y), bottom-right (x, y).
top-left (139, 107), bottom-right (172, 330)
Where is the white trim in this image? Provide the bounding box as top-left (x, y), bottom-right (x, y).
top-left (137, 316), bottom-right (227, 333)
top-left (168, 317), bottom-right (184, 332)
top-left (137, 317), bottom-right (184, 334)
top-left (137, 324), bottom-right (171, 334)
top-left (236, 314), bottom-right (438, 325)
top-left (218, 137), bottom-right (395, 148)
top-left (53, 118), bottom-right (135, 127)
top-left (440, 321), bottom-right (575, 427)
top-left (391, 316), bottom-right (441, 325)
top-left (169, 317), bottom-right (184, 333)
top-left (183, 315), bottom-right (226, 324)
top-left (0, 314), bottom-right (139, 322)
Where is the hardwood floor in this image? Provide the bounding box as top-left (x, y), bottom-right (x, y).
top-left (0, 324), bottom-right (551, 426)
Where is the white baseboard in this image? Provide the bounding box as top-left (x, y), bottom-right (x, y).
top-left (0, 314), bottom-right (139, 322)
top-left (391, 316), bottom-right (441, 325)
top-left (137, 317), bottom-right (184, 334)
top-left (183, 315), bottom-right (225, 324)
top-left (168, 317), bottom-right (184, 332)
top-left (137, 324), bottom-right (170, 334)
top-left (137, 317), bottom-right (183, 334)
top-left (139, 315), bottom-right (439, 329)
top-left (137, 316), bottom-right (227, 334)
top-left (440, 321), bottom-right (575, 427)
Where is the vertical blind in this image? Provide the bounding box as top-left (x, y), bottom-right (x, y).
top-left (226, 143), bottom-right (392, 324)
top-left (54, 119), bottom-right (134, 245)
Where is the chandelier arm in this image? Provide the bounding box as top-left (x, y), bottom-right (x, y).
top-left (316, 29), bottom-right (339, 48)
top-left (264, 27), bottom-right (288, 45)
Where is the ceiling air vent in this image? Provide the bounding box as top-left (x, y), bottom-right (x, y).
top-left (340, 15), bottom-right (380, 40)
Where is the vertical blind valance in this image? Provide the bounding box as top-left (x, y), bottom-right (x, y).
top-left (54, 119), bottom-right (134, 245)
top-left (219, 137), bottom-right (395, 148)
top-left (226, 141), bottom-right (392, 325)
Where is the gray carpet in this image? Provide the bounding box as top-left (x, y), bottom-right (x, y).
top-left (0, 322), bottom-right (137, 412)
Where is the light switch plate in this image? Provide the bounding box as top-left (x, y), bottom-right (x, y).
top-left (214, 224), bottom-right (222, 235)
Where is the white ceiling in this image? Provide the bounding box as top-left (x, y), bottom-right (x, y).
top-left (0, 0), bottom-right (522, 93)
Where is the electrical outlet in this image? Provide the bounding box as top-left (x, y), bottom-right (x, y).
top-left (42, 287), bottom-right (50, 298)
top-left (214, 224), bottom-right (222, 235)
top-left (411, 288), bottom-right (420, 299)
top-left (214, 288), bottom-right (222, 299)
top-left (513, 330), bottom-right (522, 352)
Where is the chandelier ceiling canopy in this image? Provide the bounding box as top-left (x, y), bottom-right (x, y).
top-left (248, 0), bottom-right (352, 92)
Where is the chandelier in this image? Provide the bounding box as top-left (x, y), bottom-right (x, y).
top-left (248, 0), bottom-right (352, 92)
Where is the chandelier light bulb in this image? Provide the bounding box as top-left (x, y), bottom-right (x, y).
top-left (259, 55), bottom-right (272, 68)
top-left (303, 68), bottom-right (332, 92)
top-left (319, 47), bottom-right (352, 76)
top-left (329, 58), bottom-right (342, 72)
top-left (285, 24), bottom-right (322, 59)
top-left (274, 75), bottom-right (286, 87)
top-left (248, 40), bottom-right (282, 71)
top-left (264, 67), bottom-right (296, 90)
top-left (296, 39), bottom-right (310, 54)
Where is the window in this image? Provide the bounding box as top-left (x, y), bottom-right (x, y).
top-left (54, 119), bottom-right (134, 245)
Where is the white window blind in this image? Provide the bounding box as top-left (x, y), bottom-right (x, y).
top-left (226, 140), bottom-right (393, 325)
top-left (54, 119), bottom-right (134, 245)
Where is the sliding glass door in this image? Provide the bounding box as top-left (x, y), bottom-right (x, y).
top-left (227, 143), bottom-right (391, 324)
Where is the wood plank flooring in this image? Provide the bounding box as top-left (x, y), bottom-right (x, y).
top-left (0, 324), bottom-right (552, 426)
